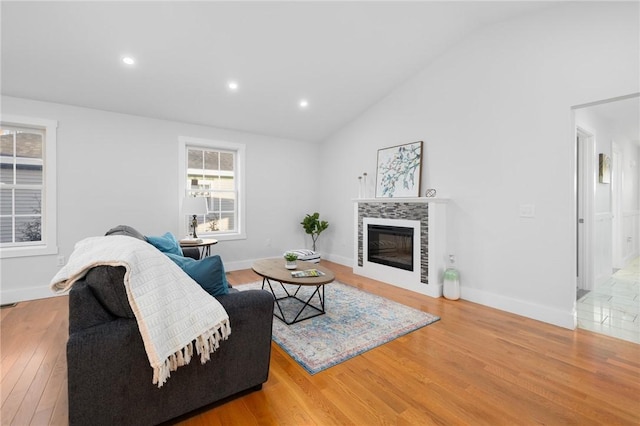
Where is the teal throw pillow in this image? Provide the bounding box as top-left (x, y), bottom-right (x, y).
top-left (147, 232), bottom-right (183, 256)
top-left (165, 253), bottom-right (229, 297)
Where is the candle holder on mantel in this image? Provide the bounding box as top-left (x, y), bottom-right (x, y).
top-left (356, 172), bottom-right (369, 199)
top-left (362, 172), bottom-right (368, 198)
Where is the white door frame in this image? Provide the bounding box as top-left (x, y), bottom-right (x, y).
top-left (611, 143), bottom-right (623, 269)
top-left (576, 126), bottom-right (595, 292)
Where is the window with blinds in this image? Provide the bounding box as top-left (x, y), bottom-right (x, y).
top-left (1, 126), bottom-right (45, 244)
top-left (0, 116), bottom-right (57, 258)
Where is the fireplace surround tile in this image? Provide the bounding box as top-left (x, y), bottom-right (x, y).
top-left (357, 202), bottom-right (429, 284)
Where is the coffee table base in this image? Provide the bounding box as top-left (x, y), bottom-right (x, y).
top-left (262, 277), bottom-right (325, 325)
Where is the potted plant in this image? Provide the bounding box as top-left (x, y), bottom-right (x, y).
top-left (300, 212), bottom-right (329, 252)
top-left (284, 252), bottom-right (298, 269)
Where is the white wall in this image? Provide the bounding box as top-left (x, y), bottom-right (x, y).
top-left (1, 96), bottom-right (322, 303)
top-left (318, 2), bottom-right (639, 328)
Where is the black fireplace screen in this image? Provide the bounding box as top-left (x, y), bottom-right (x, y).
top-left (367, 224), bottom-right (413, 271)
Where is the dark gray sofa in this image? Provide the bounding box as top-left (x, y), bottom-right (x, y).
top-left (66, 231), bottom-right (274, 425)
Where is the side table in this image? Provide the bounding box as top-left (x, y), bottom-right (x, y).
top-left (179, 238), bottom-right (218, 258)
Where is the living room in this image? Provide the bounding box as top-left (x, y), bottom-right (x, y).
top-left (1, 1), bottom-right (639, 425)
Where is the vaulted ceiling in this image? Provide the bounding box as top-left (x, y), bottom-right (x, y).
top-left (1, 1), bottom-right (580, 143)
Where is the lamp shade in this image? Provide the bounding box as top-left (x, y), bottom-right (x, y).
top-left (182, 196), bottom-right (207, 216)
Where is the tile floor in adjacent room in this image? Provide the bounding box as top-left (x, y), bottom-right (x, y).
top-left (577, 257), bottom-right (640, 344)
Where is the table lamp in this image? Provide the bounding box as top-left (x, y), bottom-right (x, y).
top-left (182, 196), bottom-right (207, 238)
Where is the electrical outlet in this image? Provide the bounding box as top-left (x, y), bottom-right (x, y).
top-left (56, 255), bottom-right (65, 266)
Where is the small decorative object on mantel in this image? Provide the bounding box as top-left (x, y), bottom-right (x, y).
top-left (362, 172), bottom-right (368, 198)
top-left (599, 153), bottom-right (611, 184)
top-left (425, 188), bottom-right (437, 198)
top-left (357, 172), bottom-right (369, 198)
top-left (376, 141), bottom-right (423, 198)
top-left (284, 252), bottom-right (298, 270)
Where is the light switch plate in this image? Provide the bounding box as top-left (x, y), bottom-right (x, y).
top-left (519, 204), bottom-right (535, 218)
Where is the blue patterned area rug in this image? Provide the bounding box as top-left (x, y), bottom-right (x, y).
top-left (237, 280), bottom-right (440, 374)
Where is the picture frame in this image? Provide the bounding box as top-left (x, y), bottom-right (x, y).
top-left (375, 141), bottom-right (423, 198)
top-left (599, 153), bottom-right (611, 184)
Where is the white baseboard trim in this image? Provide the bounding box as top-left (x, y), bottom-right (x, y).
top-left (3, 255), bottom-right (578, 331)
top-left (461, 286), bottom-right (577, 330)
top-left (1, 285), bottom-right (64, 305)
top-left (321, 253), bottom-right (352, 267)
top-left (224, 259), bottom-right (255, 272)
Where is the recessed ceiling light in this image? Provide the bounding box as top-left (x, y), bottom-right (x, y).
top-left (228, 81), bottom-right (239, 91)
top-left (122, 57), bottom-right (135, 65)
top-left (299, 99), bottom-right (309, 109)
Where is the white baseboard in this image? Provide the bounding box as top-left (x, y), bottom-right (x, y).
top-left (461, 286), bottom-right (577, 330)
top-left (321, 253), bottom-right (352, 267)
top-left (1, 285), bottom-right (64, 305)
top-left (2, 253), bottom-right (578, 332)
top-left (224, 259), bottom-right (255, 272)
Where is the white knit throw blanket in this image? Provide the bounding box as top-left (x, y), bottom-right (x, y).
top-left (50, 235), bottom-right (231, 387)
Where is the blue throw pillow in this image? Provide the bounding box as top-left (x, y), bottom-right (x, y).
top-left (165, 253), bottom-right (229, 297)
top-left (147, 232), bottom-right (183, 256)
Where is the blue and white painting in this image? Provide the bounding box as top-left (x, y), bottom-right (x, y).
top-left (375, 141), bottom-right (422, 198)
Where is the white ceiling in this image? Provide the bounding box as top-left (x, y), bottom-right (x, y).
top-left (2, 1), bottom-right (566, 142)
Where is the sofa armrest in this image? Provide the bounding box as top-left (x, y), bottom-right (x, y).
top-left (67, 285), bottom-right (274, 426)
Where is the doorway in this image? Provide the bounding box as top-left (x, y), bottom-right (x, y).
top-left (572, 93), bottom-right (640, 343)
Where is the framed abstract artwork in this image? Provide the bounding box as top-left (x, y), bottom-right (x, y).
top-left (599, 153), bottom-right (611, 184)
top-left (375, 141), bottom-right (423, 198)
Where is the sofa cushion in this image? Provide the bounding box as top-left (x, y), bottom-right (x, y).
top-left (147, 232), bottom-right (183, 256)
top-left (105, 225), bottom-right (147, 241)
top-left (165, 253), bottom-right (229, 297)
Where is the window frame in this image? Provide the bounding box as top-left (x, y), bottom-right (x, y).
top-left (1, 115), bottom-right (58, 258)
top-left (178, 136), bottom-right (246, 241)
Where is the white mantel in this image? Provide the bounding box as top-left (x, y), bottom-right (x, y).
top-left (353, 197), bottom-right (449, 204)
top-left (353, 198), bottom-right (448, 298)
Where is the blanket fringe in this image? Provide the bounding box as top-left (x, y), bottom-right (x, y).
top-left (152, 319), bottom-right (231, 388)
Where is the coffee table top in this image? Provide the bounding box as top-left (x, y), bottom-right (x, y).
top-left (252, 258), bottom-right (335, 286)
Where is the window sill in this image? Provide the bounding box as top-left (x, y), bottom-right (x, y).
top-left (1, 244), bottom-right (58, 259)
top-left (199, 232), bottom-right (246, 242)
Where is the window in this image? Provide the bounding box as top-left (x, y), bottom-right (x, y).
top-left (178, 137), bottom-right (246, 241)
top-left (1, 116), bottom-right (58, 258)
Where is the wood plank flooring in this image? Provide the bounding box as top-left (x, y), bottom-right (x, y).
top-left (2, 260), bottom-right (639, 425)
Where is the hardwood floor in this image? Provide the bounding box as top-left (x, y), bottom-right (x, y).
top-left (2, 260), bottom-right (639, 425)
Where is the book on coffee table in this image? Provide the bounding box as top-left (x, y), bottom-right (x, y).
top-left (291, 269), bottom-right (325, 278)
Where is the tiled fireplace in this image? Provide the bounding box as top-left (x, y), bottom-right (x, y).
top-left (353, 198), bottom-right (448, 298)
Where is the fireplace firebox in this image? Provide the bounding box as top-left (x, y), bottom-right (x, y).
top-left (367, 224), bottom-right (414, 272)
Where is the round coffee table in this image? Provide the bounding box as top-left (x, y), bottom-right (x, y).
top-left (252, 258), bottom-right (335, 325)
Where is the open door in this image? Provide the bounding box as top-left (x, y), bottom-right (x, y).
top-left (576, 127), bottom-right (595, 294)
